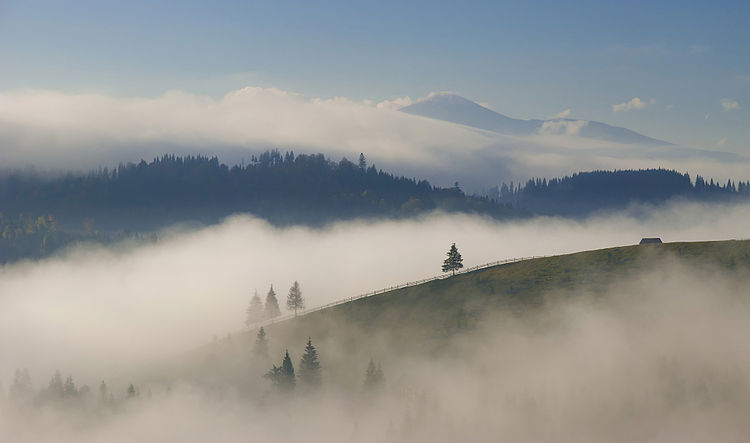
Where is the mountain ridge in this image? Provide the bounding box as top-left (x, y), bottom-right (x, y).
top-left (400, 93), bottom-right (671, 145)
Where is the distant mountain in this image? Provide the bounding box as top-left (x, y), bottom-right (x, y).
top-left (400, 93), bottom-right (670, 145)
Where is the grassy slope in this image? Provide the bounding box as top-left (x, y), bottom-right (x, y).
top-left (163, 239), bottom-right (750, 388)
top-left (263, 240), bottom-right (750, 355)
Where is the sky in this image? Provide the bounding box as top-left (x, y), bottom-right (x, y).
top-left (0, 1), bottom-right (748, 154)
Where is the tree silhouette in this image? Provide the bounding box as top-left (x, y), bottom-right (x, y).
top-left (245, 290), bottom-right (264, 327)
top-left (264, 285), bottom-right (281, 319)
top-left (441, 243), bottom-right (464, 276)
top-left (298, 337), bottom-right (321, 389)
top-left (265, 350), bottom-right (296, 393)
top-left (286, 281), bottom-right (305, 316)
top-left (364, 359), bottom-right (385, 391)
top-left (254, 327), bottom-right (269, 358)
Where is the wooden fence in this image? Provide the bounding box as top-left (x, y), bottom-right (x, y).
top-left (251, 255), bottom-right (547, 329)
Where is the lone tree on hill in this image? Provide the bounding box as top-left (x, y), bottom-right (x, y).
top-left (265, 350), bottom-right (296, 393)
top-left (298, 337), bottom-right (321, 389)
top-left (245, 290), bottom-right (264, 327)
top-left (254, 327), bottom-right (269, 358)
top-left (442, 243), bottom-right (464, 276)
top-left (264, 285), bottom-right (281, 319)
top-left (286, 281), bottom-right (305, 316)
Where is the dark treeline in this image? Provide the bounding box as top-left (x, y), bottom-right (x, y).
top-left (0, 150), bottom-right (516, 234)
top-left (490, 168), bottom-right (750, 216)
top-left (0, 213), bottom-right (154, 264)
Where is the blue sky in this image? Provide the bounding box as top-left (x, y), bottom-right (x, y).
top-left (0, 0), bottom-right (748, 151)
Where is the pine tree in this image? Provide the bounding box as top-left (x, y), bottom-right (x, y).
top-left (441, 243), bottom-right (464, 276)
top-left (254, 326), bottom-right (269, 358)
top-left (127, 384), bottom-right (136, 398)
top-left (298, 337), bottom-right (321, 389)
top-left (63, 375), bottom-right (77, 397)
top-left (245, 290), bottom-right (264, 327)
top-left (48, 370), bottom-right (64, 398)
top-left (364, 359), bottom-right (385, 391)
top-left (286, 281), bottom-right (305, 316)
top-left (358, 153), bottom-right (367, 170)
top-left (264, 285), bottom-right (281, 319)
top-left (265, 350), bottom-right (296, 393)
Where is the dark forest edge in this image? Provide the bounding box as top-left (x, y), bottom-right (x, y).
top-left (489, 168), bottom-right (750, 216)
top-left (1, 152), bottom-right (748, 264)
top-left (0, 150), bottom-right (518, 263)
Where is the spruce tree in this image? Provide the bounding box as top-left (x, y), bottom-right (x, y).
top-left (245, 290), bottom-right (265, 327)
top-left (286, 281), bottom-right (305, 316)
top-left (265, 350), bottom-right (296, 393)
top-left (264, 285), bottom-right (281, 319)
top-left (364, 359), bottom-right (385, 391)
top-left (358, 153), bottom-right (367, 170)
top-left (298, 337), bottom-right (321, 389)
top-left (254, 327), bottom-right (269, 358)
top-left (441, 243), bottom-right (464, 276)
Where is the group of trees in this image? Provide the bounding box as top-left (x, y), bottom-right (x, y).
top-left (258, 331), bottom-right (384, 395)
top-left (245, 282), bottom-right (306, 327)
top-left (0, 151), bottom-right (516, 235)
top-left (489, 168), bottom-right (750, 216)
top-left (3, 367), bottom-right (146, 411)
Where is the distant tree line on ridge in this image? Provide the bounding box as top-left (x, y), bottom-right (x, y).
top-left (489, 168), bottom-right (750, 216)
top-left (0, 150), bottom-right (517, 234)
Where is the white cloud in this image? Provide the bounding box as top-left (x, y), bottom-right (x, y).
top-left (538, 119), bottom-right (588, 136)
top-left (717, 137), bottom-right (728, 148)
top-left (721, 98), bottom-right (740, 111)
top-left (0, 86), bottom-right (748, 192)
top-left (612, 97), bottom-right (648, 112)
top-left (375, 96), bottom-right (412, 110)
top-left (554, 108), bottom-right (572, 119)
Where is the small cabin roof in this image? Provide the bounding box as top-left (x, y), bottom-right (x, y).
top-left (639, 237), bottom-right (662, 244)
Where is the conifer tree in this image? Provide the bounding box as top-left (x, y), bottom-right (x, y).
top-left (286, 281), bottom-right (305, 316)
top-left (265, 350), bottom-right (296, 393)
top-left (298, 337), bottom-right (321, 388)
top-left (264, 285), bottom-right (281, 319)
top-left (358, 153), bottom-right (367, 170)
top-left (63, 375), bottom-right (77, 397)
top-left (254, 326), bottom-right (269, 358)
top-left (245, 290), bottom-right (264, 327)
top-left (364, 359), bottom-right (385, 391)
top-left (441, 243), bottom-right (464, 276)
top-left (127, 384), bottom-right (136, 398)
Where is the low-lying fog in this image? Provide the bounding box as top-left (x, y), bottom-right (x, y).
top-left (1, 201), bottom-right (749, 381)
top-left (2, 202), bottom-right (750, 441)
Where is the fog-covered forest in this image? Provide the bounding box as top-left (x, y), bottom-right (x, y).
top-left (491, 169), bottom-right (750, 215)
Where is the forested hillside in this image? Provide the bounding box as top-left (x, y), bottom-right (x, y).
top-left (0, 151), bottom-right (517, 234)
top-left (491, 169), bottom-right (750, 215)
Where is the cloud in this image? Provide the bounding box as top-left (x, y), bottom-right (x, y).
top-left (538, 119), bottom-right (587, 136)
top-left (375, 96), bottom-right (412, 110)
top-left (4, 203), bottom-right (750, 441)
top-left (665, 104), bottom-right (675, 111)
top-left (721, 98), bottom-right (740, 111)
top-left (0, 86), bottom-right (747, 193)
top-left (717, 137), bottom-right (728, 148)
top-left (554, 108), bottom-right (572, 119)
top-left (612, 97), bottom-right (648, 112)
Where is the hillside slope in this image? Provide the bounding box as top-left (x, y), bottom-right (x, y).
top-left (261, 240), bottom-right (750, 354)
